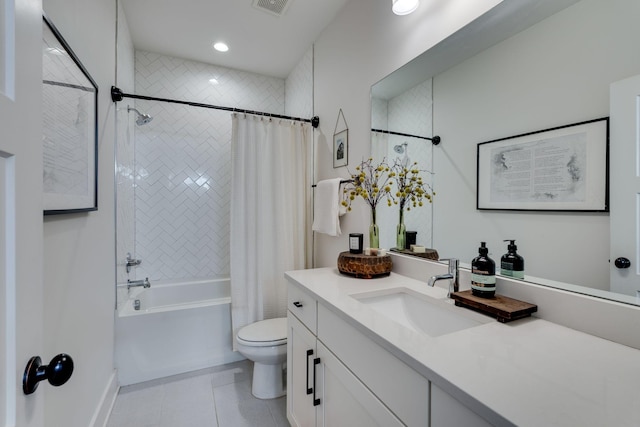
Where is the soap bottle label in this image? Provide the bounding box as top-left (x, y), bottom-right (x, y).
top-left (500, 261), bottom-right (524, 279)
top-left (471, 269), bottom-right (496, 294)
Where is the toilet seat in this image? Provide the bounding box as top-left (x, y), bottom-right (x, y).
top-left (237, 317), bottom-right (287, 347)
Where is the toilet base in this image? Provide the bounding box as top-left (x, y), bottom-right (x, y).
top-left (251, 361), bottom-right (286, 399)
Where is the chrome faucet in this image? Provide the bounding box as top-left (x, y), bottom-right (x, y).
top-left (127, 277), bottom-right (151, 289)
top-left (428, 258), bottom-right (459, 298)
top-left (125, 252), bottom-right (142, 273)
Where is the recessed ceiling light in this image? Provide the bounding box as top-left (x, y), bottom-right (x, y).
top-left (392, 0), bottom-right (419, 15)
top-left (213, 42), bottom-right (229, 52)
top-left (209, 78), bottom-right (219, 85)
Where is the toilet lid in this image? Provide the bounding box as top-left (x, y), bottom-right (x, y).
top-left (237, 317), bottom-right (287, 344)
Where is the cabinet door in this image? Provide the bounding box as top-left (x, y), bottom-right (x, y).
top-left (431, 384), bottom-right (493, 427)
top-left (316, 341), bottom-right (403, 427)
top-left (287, 313), bottom-right (318, 427)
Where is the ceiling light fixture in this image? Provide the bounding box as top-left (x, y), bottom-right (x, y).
top-left (213, 42), bottom-right (229, 52)
top-left (392, 0), bottom-right (419, 15)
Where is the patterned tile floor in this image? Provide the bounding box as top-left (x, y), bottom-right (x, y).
top-left (106, 360), bottom-right (289, 427)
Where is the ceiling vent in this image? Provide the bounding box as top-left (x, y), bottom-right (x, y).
top-left (252, 0), bottom-right (291, 17)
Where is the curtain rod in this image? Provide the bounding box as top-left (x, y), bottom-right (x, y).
top-left (111, 86), bottom-right (320, 128)
top-left (371, 128), bottom-right (441, 145)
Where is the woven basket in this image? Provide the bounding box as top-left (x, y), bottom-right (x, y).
top-left (337, 251), bottom-right (392, 279)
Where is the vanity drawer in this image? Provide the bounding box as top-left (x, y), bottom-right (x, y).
top-left (287, 282), bottom-right (317, 333)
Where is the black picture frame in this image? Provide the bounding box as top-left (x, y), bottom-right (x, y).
top-left (42, 14), bottom-right (98, 215)
top-left (333, 129), bottom-right (348, 168)
top-left (477, 117), bottom-right (609, 212)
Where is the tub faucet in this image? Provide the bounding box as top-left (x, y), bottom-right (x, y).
top-left (127, 277), bottom-right (151, 290)
top-left (428, 258), bottom-right (459, 298)
top-left (125, 252), bottom-right (142, 273)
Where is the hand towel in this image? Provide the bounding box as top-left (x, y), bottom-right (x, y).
top-left (312, 178), bottom-right (345, 236)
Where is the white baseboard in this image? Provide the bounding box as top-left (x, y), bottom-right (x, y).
top-left (89, 369), bottom-right (119, 427)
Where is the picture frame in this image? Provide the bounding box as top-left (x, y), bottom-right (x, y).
top-left (477, 117), bottom-right (609, 212)
top-left (42, 14), bottom-right (98, 215)
top-left (333, 129), bottom-right (348, 168)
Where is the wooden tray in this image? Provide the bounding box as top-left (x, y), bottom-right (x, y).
top-left (337, 252), bottom-right (392, 279)
top-left (450, 290), bottom-right (537, 323)
top-left (389, 247), bottom-right (439, 260)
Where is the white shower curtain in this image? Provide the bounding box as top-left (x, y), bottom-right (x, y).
top-left (230, 114), bottom-right (312, 338)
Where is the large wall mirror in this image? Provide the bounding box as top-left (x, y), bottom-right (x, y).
top-left (371, 0), bottom-right (640, 305)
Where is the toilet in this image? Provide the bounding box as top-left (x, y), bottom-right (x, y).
top-left (236, 317), bottom-right (287, 399)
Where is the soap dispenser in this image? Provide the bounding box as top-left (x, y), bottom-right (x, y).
top-left (471, 242), bottom-right (496, 298)
top-left (500, 239), bottom-right (524, 279)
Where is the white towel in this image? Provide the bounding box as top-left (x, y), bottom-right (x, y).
top-left (312, 178), bottom-right (345, 236)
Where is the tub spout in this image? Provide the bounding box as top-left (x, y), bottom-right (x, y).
top-left (127, 278), bottom-right (151, 290)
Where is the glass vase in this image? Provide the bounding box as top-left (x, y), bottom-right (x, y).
top-left (369, 209), bottom-right (379, 249)
top-left (396, 208), bottom-right (406, 250)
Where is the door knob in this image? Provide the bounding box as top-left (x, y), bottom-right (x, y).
top-left (614, 257), bottom-right (631, 269)
top-left (23, 353), bottom-right (74, 395)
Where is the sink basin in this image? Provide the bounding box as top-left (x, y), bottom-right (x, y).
top-left (351, 288), bottom-right (488, 337)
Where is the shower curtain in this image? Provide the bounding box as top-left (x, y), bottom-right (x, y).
top-left (230, 114), bottom-right (312, 338)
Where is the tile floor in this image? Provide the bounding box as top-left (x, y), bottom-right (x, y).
top-left (106, 360), bottom-right (289, 427)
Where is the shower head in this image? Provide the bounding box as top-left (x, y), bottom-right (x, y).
top-left (393, 142), bottom-right (408, 154)
top-left (127, 106), bottom-right (153, 126)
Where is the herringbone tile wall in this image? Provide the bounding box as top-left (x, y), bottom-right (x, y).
top-left (285, 48), bottom-right (313, 119)
top-left (118, 50), bottom-right (312, 282)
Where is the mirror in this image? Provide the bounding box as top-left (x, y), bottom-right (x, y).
top-left (371, 0), bottom-right (640, 305)
top-left (42, 15), bottom-right (98, 214)
top-left (371, 79), bottom-right (434, 250)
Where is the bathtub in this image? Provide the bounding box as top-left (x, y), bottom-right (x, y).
top-left (115, 277), bottom-right (244, 386)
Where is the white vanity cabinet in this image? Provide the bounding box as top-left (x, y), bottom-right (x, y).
top-left (287, 282), bottom-right (423, 427)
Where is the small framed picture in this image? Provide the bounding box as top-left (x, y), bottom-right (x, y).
top-left (333, 129), bottom-right (348, 168)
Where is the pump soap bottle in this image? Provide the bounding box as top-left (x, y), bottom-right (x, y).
top-left (471, 242), bottom-right (496, 298)
top-left (500, 240), bottom-right (524, 279)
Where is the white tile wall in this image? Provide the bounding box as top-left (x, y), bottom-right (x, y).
top-left (126, 51), bottom-right (287, 281)
top-left (136, 51), bottom-right (285, 114)
top-left (285, 48), bottom-right (313, 119)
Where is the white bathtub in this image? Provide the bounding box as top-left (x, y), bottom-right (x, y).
top-left (115, 277), bottom-right (244, 385)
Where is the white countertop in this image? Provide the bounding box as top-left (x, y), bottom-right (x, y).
top-left (285, 267), bottom-right (640, 427)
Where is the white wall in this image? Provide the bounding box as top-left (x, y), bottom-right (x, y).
top-left (432, 0), bottom-right (640, 289)
top-left (313, 0), bottom-right (503, 266)
top-left (314, 0), bottom-right (640, 291)
top-left (42, 1), bottom-right (117, 426)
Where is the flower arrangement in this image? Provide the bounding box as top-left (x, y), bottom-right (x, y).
top-left (388, 159), bottom-right (434, 212)
top-left (341, 158), bottom-right (393, 248)
top-left (341, 157), bottom-right (435, 249)
top-left (388, 158), bottom-right (435, 249)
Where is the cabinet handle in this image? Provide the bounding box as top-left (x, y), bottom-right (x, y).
top-left (293, 301), bottom-right (303, 308)
top-left (306, 349), bottom-right (313, 395)
top-left (313, 357), bottom-right (321, 406)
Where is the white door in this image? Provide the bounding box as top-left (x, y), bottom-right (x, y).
top-left (0, 1), bottom-right (45, 427)
top-left (610, 74), bottom-right (640, 296)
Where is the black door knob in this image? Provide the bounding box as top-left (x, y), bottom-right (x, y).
top-left (23, 353), bottom-right (74, 395)
top-left (614, 257), bottom-right (631, 269)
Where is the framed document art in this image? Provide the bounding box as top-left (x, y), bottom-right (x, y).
top-left (42, 14), bottom-right (98, 214)
top-left (477, 118), bottom-right (609, 212)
